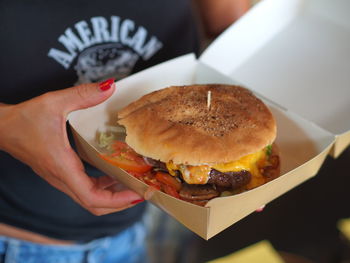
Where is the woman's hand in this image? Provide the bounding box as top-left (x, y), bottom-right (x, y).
top-left (0, 79), bottom-right (144, 216)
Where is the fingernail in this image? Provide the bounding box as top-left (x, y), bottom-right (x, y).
top-left (131, 199), bottom-right (144, 205)
top-left (99, 78), bottom-right (115, 91)
top-left (256, 205), bottom-right (266, 212)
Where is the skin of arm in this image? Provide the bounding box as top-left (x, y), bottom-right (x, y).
top-left (0, 82), bottom-right (143, 216)
top-left (194, 0), bottom-right (251, 37)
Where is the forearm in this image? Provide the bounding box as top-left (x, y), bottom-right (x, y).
top-left (0, 103), bottom-right (15, 151)
top-left (194, 0), bottom-right (250, 37)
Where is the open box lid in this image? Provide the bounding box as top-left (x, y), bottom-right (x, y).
top-left (200, 0), bottom-right (350, 157)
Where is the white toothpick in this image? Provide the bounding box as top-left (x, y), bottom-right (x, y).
top-left (207, 90), bottom-right (211, 110)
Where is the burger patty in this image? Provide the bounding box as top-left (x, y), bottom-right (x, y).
top-left (208, 169), bottom-right (251, 189)
top-left (179, 184), bottom-right (220, 201)
top-left (144, 157), bottom-right (252, 190)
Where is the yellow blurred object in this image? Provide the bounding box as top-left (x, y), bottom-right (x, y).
top-left (207, 240), bottom-right (285, 263)
top-left (337, 218), bottom-right (350, 240)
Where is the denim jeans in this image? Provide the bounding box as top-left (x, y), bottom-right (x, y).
top-left (0, 222), bottom-right (147, 263)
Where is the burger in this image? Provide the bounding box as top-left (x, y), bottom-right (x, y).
top-left (106, 84), bottom-right (280, 206)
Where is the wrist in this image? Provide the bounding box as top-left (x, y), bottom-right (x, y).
top-left (0, 103), bottom-right (15, 151)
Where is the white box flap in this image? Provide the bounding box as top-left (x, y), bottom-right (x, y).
top-left (200, 0), bottom-right (350, 154)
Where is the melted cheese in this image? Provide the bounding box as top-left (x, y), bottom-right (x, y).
top-left (166, 149), bottom-right (268, 185)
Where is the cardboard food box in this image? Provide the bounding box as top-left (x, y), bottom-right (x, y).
top-left (68, 0), bottom-right (350, 239)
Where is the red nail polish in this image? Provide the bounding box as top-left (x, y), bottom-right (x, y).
top-left (99, 78), bottom-right (115, 91)
top-left (256, 205), bottom-right (266, 212)
top-left (131, 199), bottom-right (144, 205)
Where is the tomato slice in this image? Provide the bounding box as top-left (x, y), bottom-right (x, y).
top-left (162, 184), bottom-right (180, 199)
top-left (155, 172), bottom-right (181, 191)
top-left (99, 141), bottom-right (152, 173)
top-left (100, 154), bottom-right (151, 173)
top-left (127, 171), bottom-right (144, 179)
top-left (100, 141), bottom-right (184, 200)
top-left (111, 141), bottom-right (129, 155)
top-left (143, 177), bottom-right (162, 190)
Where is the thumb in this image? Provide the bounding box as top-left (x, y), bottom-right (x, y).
top-left (54, 78), bottom-right (116, 114)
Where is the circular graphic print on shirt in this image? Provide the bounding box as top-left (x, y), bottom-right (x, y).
top-left (75, 43), bottom-right (139, 83)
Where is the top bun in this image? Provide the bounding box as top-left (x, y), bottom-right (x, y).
top-left (118, 84), bottom-right (276, 165)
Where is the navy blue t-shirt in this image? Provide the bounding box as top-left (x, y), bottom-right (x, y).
top-left (0, 0), bottom-right (199, 241)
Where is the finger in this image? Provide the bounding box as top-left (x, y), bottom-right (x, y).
top-left (105, 182), bottom-right (129, 192)
top-left (256, 205), bottom-right (266, 212)
top-left (54, 182), bottom-right (141, 215)
top-left (86, 196), bottom-right (145, 216)
top-left (93, 176), bottom-right (129, 192)
top-left (94, 175), bottom-right (119, 190)
top-left (58, 150), bottom-right (143, 209)
top-left (69, 181), bottom-right (145, 215)
top-left (40, 166), bottom-right (143, 216)
top-left (76, 175), bottom-right (144, 209)
top-left (50, 79), bottom-right (116, 114)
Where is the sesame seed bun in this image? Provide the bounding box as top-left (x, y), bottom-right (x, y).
top-left (118, 84), bottom-right (276, 165)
